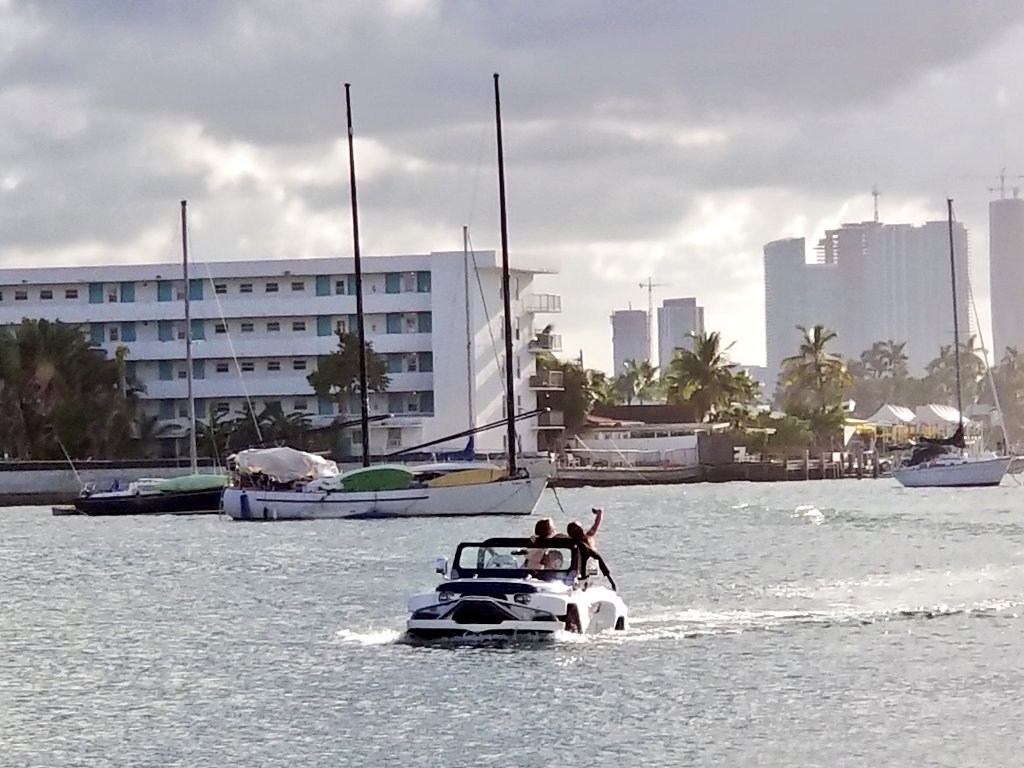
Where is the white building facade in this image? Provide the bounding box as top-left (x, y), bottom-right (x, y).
top-left (610, 309), bottom-right (649, 374)
top-left (989, 195), bottom-right (1024, 358)
top-left (657, 297), bottom-right (704, 372)
top-left (0, 251), bottom-right (561, 457)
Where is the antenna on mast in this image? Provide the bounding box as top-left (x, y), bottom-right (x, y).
top-left (871, 185), bottom-right (881, 223)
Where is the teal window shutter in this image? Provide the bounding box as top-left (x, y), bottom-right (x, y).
top-left (346, 275), bottom-right (357, 294)
top-left (157, 280), bottom-right (173, 302)
top-left (89, 323), bottom-right (104, 345)
top-left (192, 359), bottom-right (205, 379)
top-left (416, 271), bottom-right (431, 293)
top-left (419, 352), bottom-right (433, 372)
top-left (158, 360), bottom-right (173, 380)
top-left (88, 283), bottom-right (104, 304)
top-left (317, 316), bottom-right (332, 336)
top-left (315, 275), bottom-right (331, 296)
top-left (190, 319), bottom-right (205, 341)
top-left (388, 392), bottom-right (403, 413)
top-left (386, 314), bottom-right (401, 334)
top-left (158, 320), bottom-right (173, 341)
top-left (385, 354), bottom-right (402, 374)
top-left (348, 314), bottom-right (358, 332)
top-left (318, 398), bottom-right (334, 416)
top-left (119, 282), bottom-right (135, 303)
top-left (417, 312), bottom-right (432, 333)
top-left (125, 360), bottom-right (137, 379)
top-left (120, 322), bottom-right (137, 342)
top-left (385, 273), bottom-right (401, 294)
top-left (159, 399), bottom-right (175, 418)
top-left (189, 279), bottom-right (203, 301)
top-left (420, 391), bottom-right (434, 414)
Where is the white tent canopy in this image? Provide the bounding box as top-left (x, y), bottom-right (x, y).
top-left (864, 403), bottom-right (915, 426)
top-left (912, 403), bottom-right (967, 427)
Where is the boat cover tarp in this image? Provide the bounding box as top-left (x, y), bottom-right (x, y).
top-left (340, 465), bottom-right (414, 492)
top-left (153, 474), bottom-right (228, 493)
top-left (230, 446), bottom-right (339, 483)
top-left (425, 467), bottom-right (506, 488)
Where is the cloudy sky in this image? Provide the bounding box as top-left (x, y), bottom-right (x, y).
top-left (3, 0), bottom-right (1024, 371)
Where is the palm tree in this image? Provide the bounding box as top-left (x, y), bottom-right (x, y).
top-left (664, 331), bottom-right (750, 422)
top-left (621, 359), bottom-right (659, 404)
top-left (778, 324), bottom-right (852, 446)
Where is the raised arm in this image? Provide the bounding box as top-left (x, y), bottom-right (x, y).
top-left (585, 507), bottom-right (603, 539)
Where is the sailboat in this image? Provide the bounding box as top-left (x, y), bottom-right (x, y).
top-left (66, 201), bottom-right (229, 515)
top-left (892, 199), bottom-right (1012, 488)
top-left (220, 77), bottom-right (547, 520)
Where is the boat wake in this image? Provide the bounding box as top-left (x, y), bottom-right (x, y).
top-left (334, 628), bottom-right (404, 646)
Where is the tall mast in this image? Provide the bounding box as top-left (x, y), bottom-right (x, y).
top-left (180, 200), bottom-right (198, 474)
top-left (494, 73), bottom-right (517, 477)
top-left (345, 83), bottom-right (371, 467)
top-left (947, 198), bottom-right (964, 426)
top-left (463, 225), bottom-right (476, 432)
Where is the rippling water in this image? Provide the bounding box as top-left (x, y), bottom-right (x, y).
top-left (4, 479), bottom-right (1024, 766)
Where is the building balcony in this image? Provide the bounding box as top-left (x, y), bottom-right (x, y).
top-left (529, 370), bottom-right (564, 390)
top-left (533, 410), bottom-right (565, 429)
top-left (527, 333), bottom-right (562, 352)
top-left (523, 293), bottom-right (561, 314)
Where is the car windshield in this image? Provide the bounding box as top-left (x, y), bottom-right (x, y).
top-left (454, 542), bottom-right (575, 575)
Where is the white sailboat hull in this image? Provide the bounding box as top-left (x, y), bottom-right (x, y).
top-left (222, 475), bottom-right (547, 520)
top-left (892, 456), bottom-right (1012, 488)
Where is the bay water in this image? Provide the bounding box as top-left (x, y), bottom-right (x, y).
top-left (3, 479), bottom-right (1024, 766)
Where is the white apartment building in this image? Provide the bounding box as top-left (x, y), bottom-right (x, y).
top-left (657, 297), bottom-right (705, 372)
top-left (610, 309), bottom-right (649, 374)
top-left (0, 251), bottom-right (562, 457)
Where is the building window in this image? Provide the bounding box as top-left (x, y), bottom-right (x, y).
top-left (265, 282), bottom-right (279, 293)
top-left (214, 283), bottom-right (227, 294)
top-left (407, 354), bottom-right (418, 372)
top-left (240, 361), bottom-right (255, 373)
top-left (214, 322), bottom-right (228, 335)
top-left (14, 290), bottom-right (27, 301)
top-left (292, 321), bottom-right (306, 332)
top-left (267, 321), bottom-right (280, 332)
top-left (216, 362), bottom-right (230, 374)
top-left (240, 283), bottom-right (253, 294)
top-left (215, 402), bottom-right (230, 415)
top-left (290, 281), bottom-right (305, 292)
top-left (334, 280), bottom-right (345, 295)
top-left (335, 319), bottom-right (347, 333)
top-left (294, 399), bottom-right (308, 411)
top-left (240, 321), bottom-right (254, 333)
top-left (40, 289), bottom-right (53, 300)
top-left (177, 406), bottom-right (189, 418)
top-left (292, 359), bottom-right (307, 371)
top-left (267, 360), bottom-right (281, 372)
top-left (109, 327), bottom-right (119, 342)
top-left (177, 369), bottom-right (187, 379)
top-left (65, 288), bottom-right (78, 299)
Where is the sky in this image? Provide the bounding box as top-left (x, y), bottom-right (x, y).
top-left (3, 0), bottom-right (1024, 372)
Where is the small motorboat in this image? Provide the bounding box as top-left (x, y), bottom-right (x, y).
top-left (406, 536), bottom-right (627, 640)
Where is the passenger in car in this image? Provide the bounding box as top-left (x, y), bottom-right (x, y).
top-left (566, 507), bottom-right (603, 549)
top-left (524, 517), bottom-right (555, 570)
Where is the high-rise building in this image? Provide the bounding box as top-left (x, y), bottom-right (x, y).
top-left (989, 195), bottom-right (1024, 359)
top-left (763, 218), bottom-right (970, 387)
top-left (610, 309), bottom-right (649, 374)
top-left (657, 297), bottom-right (704, 372)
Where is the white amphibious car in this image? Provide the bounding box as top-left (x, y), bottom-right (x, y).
top-left (406, 537), bottom-right (627, 640)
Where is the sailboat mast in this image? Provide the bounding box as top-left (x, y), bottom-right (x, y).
top-left (345, 83), bottom-right (371, 468)
top-left (180, 200), bottom-right (198, 474)
top-left (947, 198), bottom-right (965, 426)
top-left (494, 73), bottom-right (517, 477)
top-left (463, 225), bottom-right (476, 432)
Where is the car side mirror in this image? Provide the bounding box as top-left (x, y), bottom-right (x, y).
top-left (435, 557), bottom-right (447, 575)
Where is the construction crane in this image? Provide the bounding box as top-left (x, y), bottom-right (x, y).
top-left (988, 167), bottom-right (1024, 199)
top-left (639, 276), bottom-right (668, 362)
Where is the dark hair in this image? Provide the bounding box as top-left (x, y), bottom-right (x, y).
top-left (534, 517), bottom-right (554, 537)
top-left (566, 521), bottom-right (585, 540)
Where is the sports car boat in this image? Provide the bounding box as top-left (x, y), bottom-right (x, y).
top-left (406, 537), bottom-right (627, 640)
